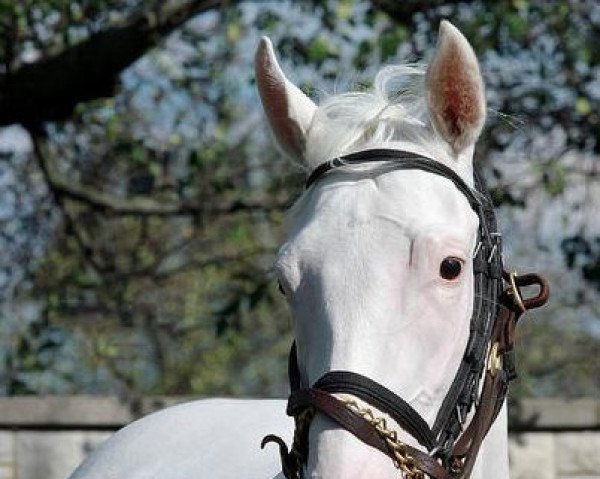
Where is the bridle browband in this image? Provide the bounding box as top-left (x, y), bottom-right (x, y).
top-left (262, 149), bottom-right (549, 478)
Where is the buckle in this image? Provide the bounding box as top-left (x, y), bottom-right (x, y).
top-left (487, 342), bottom-right (503, 377)
top-left (503, 270), bottom-right (550, 311)
top-left (508, 271), bottom-right (527, 314)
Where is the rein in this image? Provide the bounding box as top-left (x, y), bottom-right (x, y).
top-left (262, 149), bottom-right (549, 478)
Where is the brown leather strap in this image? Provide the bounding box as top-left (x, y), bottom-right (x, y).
top-left (450, 362), bottom-right (506, 476)
top-left (290, 389), bottom-right (452, 479)
top-left (450, 271), bottom-right (550, 476)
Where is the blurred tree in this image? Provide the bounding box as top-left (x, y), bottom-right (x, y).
top-left (0, 0), bottom-right (227, 127)
top-left (0, 0), bottom-right (599, 405)
top-left (1, 0), bottom-right (295, 398)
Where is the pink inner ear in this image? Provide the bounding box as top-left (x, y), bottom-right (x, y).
top-left (427, 37), bottom-right (485, 152)
top-left (440, 46), bottom-right (479, 137)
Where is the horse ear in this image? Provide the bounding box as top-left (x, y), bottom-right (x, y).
top-left (255, 37), bottom-right (317, 162)
top-left (426, 20), bottom-right (486, 155)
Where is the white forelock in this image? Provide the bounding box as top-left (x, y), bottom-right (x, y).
top-left (304, 64), bottom-right (473, 182)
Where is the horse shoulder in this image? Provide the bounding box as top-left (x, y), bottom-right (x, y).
top-left (69, 398), bottom-right (290, 479)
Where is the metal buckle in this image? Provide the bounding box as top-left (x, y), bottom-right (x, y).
top-left (450, 457), bottom-right (464, 475)
top-left (487, 342), bottom-right (502, 377)
top-left (487, 244), bottom-right (497, 263)
top-left (508, 271), bottom-right (527, 314)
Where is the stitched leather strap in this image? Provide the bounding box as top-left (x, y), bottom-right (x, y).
top-left (432, 170), bottom-right (503, 454)
top-left (311, 371), bottom-right (437, 451)
top-left (305, 149), bottom-right (481, 212)
top-left (447, 304), bottom-right (513, 476)
top-left (288, 388), bottom-right (452, 479)
top-left (449, 273), bottom-right (549, 476)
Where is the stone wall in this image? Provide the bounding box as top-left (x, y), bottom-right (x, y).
top-left (510, 432), bottom-right (600, 479)
top-left (0, 430), bottom-right (111, 479)
top-left (0, 397), bottom-right (597, 479)
top-left (509, 398), bottom-right (600, 479)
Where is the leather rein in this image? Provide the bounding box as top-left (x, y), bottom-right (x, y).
top-left (262, 149), bottom-right (550, 478)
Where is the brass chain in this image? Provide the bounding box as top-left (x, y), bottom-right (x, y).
top-left (342, 398), bottom-right (426, 479)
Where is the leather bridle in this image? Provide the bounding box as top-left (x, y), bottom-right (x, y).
top-left (262, 149), bottom-right (549, 478)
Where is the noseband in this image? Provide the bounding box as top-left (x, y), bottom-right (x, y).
top-left (263, 149), bottom-right (549, 478)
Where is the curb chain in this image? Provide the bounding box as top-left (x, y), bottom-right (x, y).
top-left (343, 398), bottom-right (426, 479)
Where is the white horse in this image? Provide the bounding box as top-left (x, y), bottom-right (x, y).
top-left (69, 21), bottom-right (513, 479)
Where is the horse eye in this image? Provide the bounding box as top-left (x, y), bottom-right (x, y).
top-left (440, 257), bottom-right (463, 280)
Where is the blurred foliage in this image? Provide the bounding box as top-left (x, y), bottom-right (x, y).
top-left (0, 0), bottom-right (599, 407)
top-left (0, 0), bottom-right (146, 69)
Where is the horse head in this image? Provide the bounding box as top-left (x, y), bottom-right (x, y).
top-left (256, 20), bottom-right (546, 479)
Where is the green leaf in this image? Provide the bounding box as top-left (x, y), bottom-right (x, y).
top-left (336, 0), bottom-right (354, 21)
top-left (106, 116), bottom-right (119, 143)
top-left (228, 224), bottom-right (249, 242)
top-left (379, 26), bottom-right (407, 62)
top-left (227, 22), bottom-right (241, 43)
top-left (308, 37), bottom-right (333, 64)
top-left (505, 12), bottom-right (527, 41)
top-left (545, 163), bottom-right (567, 196)
top-left (148, 162), bottom-right (161, 177)
top-left (576, 97), bottom-right (591, 116)
top-left (131, 145), bottom-right (146, 164)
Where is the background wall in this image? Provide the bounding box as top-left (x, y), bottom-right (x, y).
top-left (0, 397), bottom-right (598, 479)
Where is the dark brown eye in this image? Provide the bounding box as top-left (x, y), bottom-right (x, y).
top-left (440, 257), bottom-right (463, 280)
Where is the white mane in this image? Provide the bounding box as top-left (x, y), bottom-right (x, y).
top-left (304, 65), bottom-right (460, 172)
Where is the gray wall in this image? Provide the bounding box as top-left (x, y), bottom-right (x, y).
top-left (0, 397), bottom-right (598, 479)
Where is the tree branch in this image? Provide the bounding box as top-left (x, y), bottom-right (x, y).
top-left (44, 169), bottom-right (287, 216)
top-left (32, 131), bottom-right (288, 217)
top-left (0, 0), bottom-right (232, 128)
top-left (32, 134), bottom-right (107, 273)
top-left (370, 0), bottom-right (463, 24)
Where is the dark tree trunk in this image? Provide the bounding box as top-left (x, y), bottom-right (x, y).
top-left (0, 0), bottom-right (226, 128)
